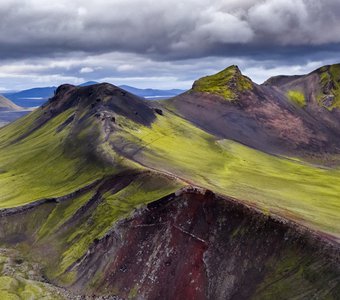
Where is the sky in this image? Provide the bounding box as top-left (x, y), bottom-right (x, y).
top-left (0, 0), bottom-right (340, 91)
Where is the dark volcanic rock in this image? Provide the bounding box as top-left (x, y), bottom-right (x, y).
top-left (0, 181), bottom-right (338, 299)
top-left (11, 82), bottom-right (157, 144)
top-left (69, 189), bottom-right (339, 299)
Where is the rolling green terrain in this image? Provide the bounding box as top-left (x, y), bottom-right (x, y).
top-left (0, 109), bottom-right (113, 208)
top-left (0, 65), bottom-right (339, 298)
top-left (2, 100), bottom-right (338, 238)
top-left (110, 111), bottom-right (340, 239)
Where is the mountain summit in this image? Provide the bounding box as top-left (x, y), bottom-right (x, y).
top-left (192, 65), bottom-right (253, 100)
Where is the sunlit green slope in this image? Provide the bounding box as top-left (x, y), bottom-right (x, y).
top-left (0, 108), bottom-right (111, 208)
top-left (110, 110), bottom-right (340, 239)
top-left (0, 99), bottom-right (183, 280)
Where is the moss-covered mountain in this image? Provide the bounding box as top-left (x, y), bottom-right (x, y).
top-left (0, 65), bottom-right (339, 299)
top-left (192, 65), bottom-right (253, 100)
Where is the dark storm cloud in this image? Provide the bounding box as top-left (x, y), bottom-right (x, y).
top-left (0, 0), bottom-right (340, 61)
top-left (0, 0), bottom-right (340, 91)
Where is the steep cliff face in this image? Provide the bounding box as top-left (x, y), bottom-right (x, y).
top-left (0, 188), bottom-right (338, 299)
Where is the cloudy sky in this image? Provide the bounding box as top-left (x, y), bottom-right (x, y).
top-left (0, 0), bottom-right (340, 91)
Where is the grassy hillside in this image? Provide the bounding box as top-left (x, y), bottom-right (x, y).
top-left (0, 170), bottom-right (182, 295)
top-left (0, 110), bottom-right (183, 293)
top-left (110, 110), bottom-right (340, 239)
top-left (0, 99), bottom-right (184, 284)
top-left (0, 108), bottom-right (113, 208)
top-left (1, 93), bottom-right (339, 238)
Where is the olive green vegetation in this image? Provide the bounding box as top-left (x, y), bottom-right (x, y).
top-left (318, 64), bottom-right (340, 110)
top-left (192, 65), bottom-right (253, 100)
top-left (287, 90), bottom-right (306, 107)
top-left (0, 93), bottom-right (339, 247)
top-left (56, 173), bottom-right (182, 278)
top-left (0, 171), bottom-right (182, 285)
top-left (0, 71), bottom-right (339, 297)
top-left (0, 275), bottom-right (63, 300)
top-left (253, 250), bottom-right (340, 299)
top-left (0, 106), bottom-right (183, 279)
top-left (110, 112), bottom-right (340, 238)
top-left (0, 250), bottom-right (65, 299)
top-left (0, 108), bottom-right (114, 208)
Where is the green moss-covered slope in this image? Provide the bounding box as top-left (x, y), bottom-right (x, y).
top-left (110, 111), bottom-right (340, 239)
top-left (192, 65), bottom-right (253, 100)
top-left (0, 249), bottom-right (67, 299)
top-left (317, 64), bottom-right (340, 110)
top-left (0, 108), bottom-right (113, 208)
top-left (1, 79), bottom-right (340, 239)
top-left (287, 90), bottom-right (306, 107)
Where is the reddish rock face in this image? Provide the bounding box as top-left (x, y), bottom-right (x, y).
top-left (71, 190), bottom-right (339, 299)
top-left (0, 182), bottom-right (338, 299)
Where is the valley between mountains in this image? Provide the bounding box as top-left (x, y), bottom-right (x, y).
top-left (0, 65), bottom-right (339, 299)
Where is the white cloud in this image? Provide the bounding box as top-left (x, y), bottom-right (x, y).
top-left (242, 61), bottom-right (325, 84)
top-left (0, 0), bottom-right (339, 60)
top-left (116, 64), bottom-right (135, 72)
top-left (80, 67), bottom-right (94, 73)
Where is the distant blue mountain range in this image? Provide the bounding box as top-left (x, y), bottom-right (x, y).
top-left (2, 82), bottom-right (186, 108)
top-left (3, 87), bottom-right (56, 107)
top-left (119, 85), bottom-right (185, 99)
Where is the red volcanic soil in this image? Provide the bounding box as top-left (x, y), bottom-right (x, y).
top-left (70, 189), bottom-right (339, 299)
top-left (0, 179), bottom-right (338, 299)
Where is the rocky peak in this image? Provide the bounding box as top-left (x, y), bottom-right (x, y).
top-left (46, 82), bottom-right (156, 127)
top-left (191, 65), bottom-right (253, 101)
